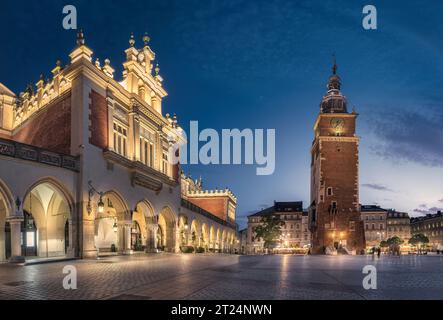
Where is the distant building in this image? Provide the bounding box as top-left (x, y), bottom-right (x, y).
top-left (360, 205), bottom-right (388, 248)
top-left (246, 202), bottom-right (310, 254)
top-left (411, 211), bottom-right (443, 250)
top-left (386, 210), bottom-right (411, 243)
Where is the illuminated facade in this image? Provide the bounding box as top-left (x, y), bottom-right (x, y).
top-left (308, 62), bottom-right (366, 254)
top-left (245, 202), bottom-right (310, 254)
top-left (360, 205), bottom-right (388, 248)
top-left (411, 212), bottom-right (443, 250)
top-left (0, 31), bottom-right (237, 263)
top-left (386, 210), bottom-right (411, 243)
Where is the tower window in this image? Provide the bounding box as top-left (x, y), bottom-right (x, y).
top-left (332, 202), bottom-right (337, 210)
top-left (327, 187), bottom-right (333, 196)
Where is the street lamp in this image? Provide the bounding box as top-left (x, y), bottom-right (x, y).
top-left (97, 196), bottom-right (105, 213)
top-left (87, 180), bottom-right (105, 215)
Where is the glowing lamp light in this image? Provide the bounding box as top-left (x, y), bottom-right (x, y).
top-left (97, 196), bottom-right (105, 213)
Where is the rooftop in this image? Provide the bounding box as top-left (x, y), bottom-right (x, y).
top-left (249, 201), bottom-right (304, 217)
top-left (411, 211), bottom-right (443, 223)
top-left (361, 205), bottom-right (388, 212)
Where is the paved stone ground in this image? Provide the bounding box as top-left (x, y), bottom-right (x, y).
top-left (0, 254), bottom-right (442, 300)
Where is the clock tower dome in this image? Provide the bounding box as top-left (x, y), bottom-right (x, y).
top-left (308, 61), bottom-right (366, 254)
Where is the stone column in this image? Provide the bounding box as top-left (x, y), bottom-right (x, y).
top-left (66, 219), bottom-right (75, 258)
top-left (173, 225), bottom-right (180, 253)
top-left (123, 222), bottom-right (133, 255)
top-left (82, 197), bottom-right (97, 259)
top-left (145, 224), bottom-right (158, 253)
top-left (153, 226), bottom-right (158, 250)
top-left (82, 218), bottom-right (98, 259)
top-left (8, 217), bottom-right (24, 263)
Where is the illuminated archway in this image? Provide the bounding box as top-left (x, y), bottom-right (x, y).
top-left (134, 200), bottom-right (156, 252)
top-left (0, 179), bottom-right (13, 262)
top-left (209, 225), bottom-right (215, 250)
top-left (22, 179), bottom-right (73, 258)
top-left (216, 228), bottom-right (221, 250)
top-left (190, 219), bottom-right (200, 247)
top-left (222, 230), bottom-right (227, 252)
top-left (201, 223), bottom-right (209, 250)
top-left (158, 207), bottom-right (177, 252)
top-left (95, 191), bottom-right (130, 254)
top-left (178, 214), bottom-right (189, 246)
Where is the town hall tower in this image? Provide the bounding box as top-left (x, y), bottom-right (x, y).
top-left (309, 61), bottom-right (366, 254)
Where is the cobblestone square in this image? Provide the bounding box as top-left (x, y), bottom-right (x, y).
top-left (0, 254), bottom-right (442, 300)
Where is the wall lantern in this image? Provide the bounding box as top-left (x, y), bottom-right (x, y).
top-left (87, 180), bottom-right (105, 216)
top-left (97, 196), bottom-right (105, 214)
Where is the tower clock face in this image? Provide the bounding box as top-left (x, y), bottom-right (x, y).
top-left (331, 118), bottom-right (345, 130)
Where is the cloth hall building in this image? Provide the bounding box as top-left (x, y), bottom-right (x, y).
top-left (0, 31), bottom-right (238, 263)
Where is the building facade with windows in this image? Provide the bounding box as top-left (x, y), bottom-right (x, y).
top-left (410, 211), bottom-right (443, 250)
top-left (0, 31), bottom-right (238, 263)
top-left (360, 205), bottom-right (388, 248)
top-left (386, 210), bottom-right (411, 243)
top-left (246, 202), bottom-right (310, 254)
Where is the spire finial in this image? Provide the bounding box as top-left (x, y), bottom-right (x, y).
top-left (129, 32), bottom-right (135, 47)
top-left (143, 32), bottom-right (150, 47)
top-left (332, 53), bottom-right (337, 75)
top-left (155, 63), bottom-right (160, 76)
top-left (77, 29), bottom-right (85, 46)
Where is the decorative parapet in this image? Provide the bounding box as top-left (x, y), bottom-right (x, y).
top-left (0, 137), bottom-right (79, 172)
top-left (187, 189), bottom-right (238, 203)
top-left (181, 198), bottom-right (237, 230)
top-left (12, 56), bottom-right (73, 130)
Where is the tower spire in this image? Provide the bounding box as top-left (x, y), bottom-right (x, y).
top-left (129, 32), bottom-right (135, 47)
top-left (76, 29), bottom-right (85, 46)
top-left (143, 32), bottom-right (150, 47)
top-left (332, 53), bottom-right (337, 75)
top-left (327, 54), bottom-right (341, 91)
top-left (320, 55), bottom-right (347, 113)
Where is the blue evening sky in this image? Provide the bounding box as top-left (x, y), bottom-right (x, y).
top-left (1, 0), bottom-right (442, 229)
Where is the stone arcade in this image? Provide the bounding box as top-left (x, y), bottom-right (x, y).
top-left (0, 31), bottom-right (238, 263)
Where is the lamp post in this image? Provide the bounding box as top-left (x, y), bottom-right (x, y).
top-left (87, 180), bottom-right (105, 215)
